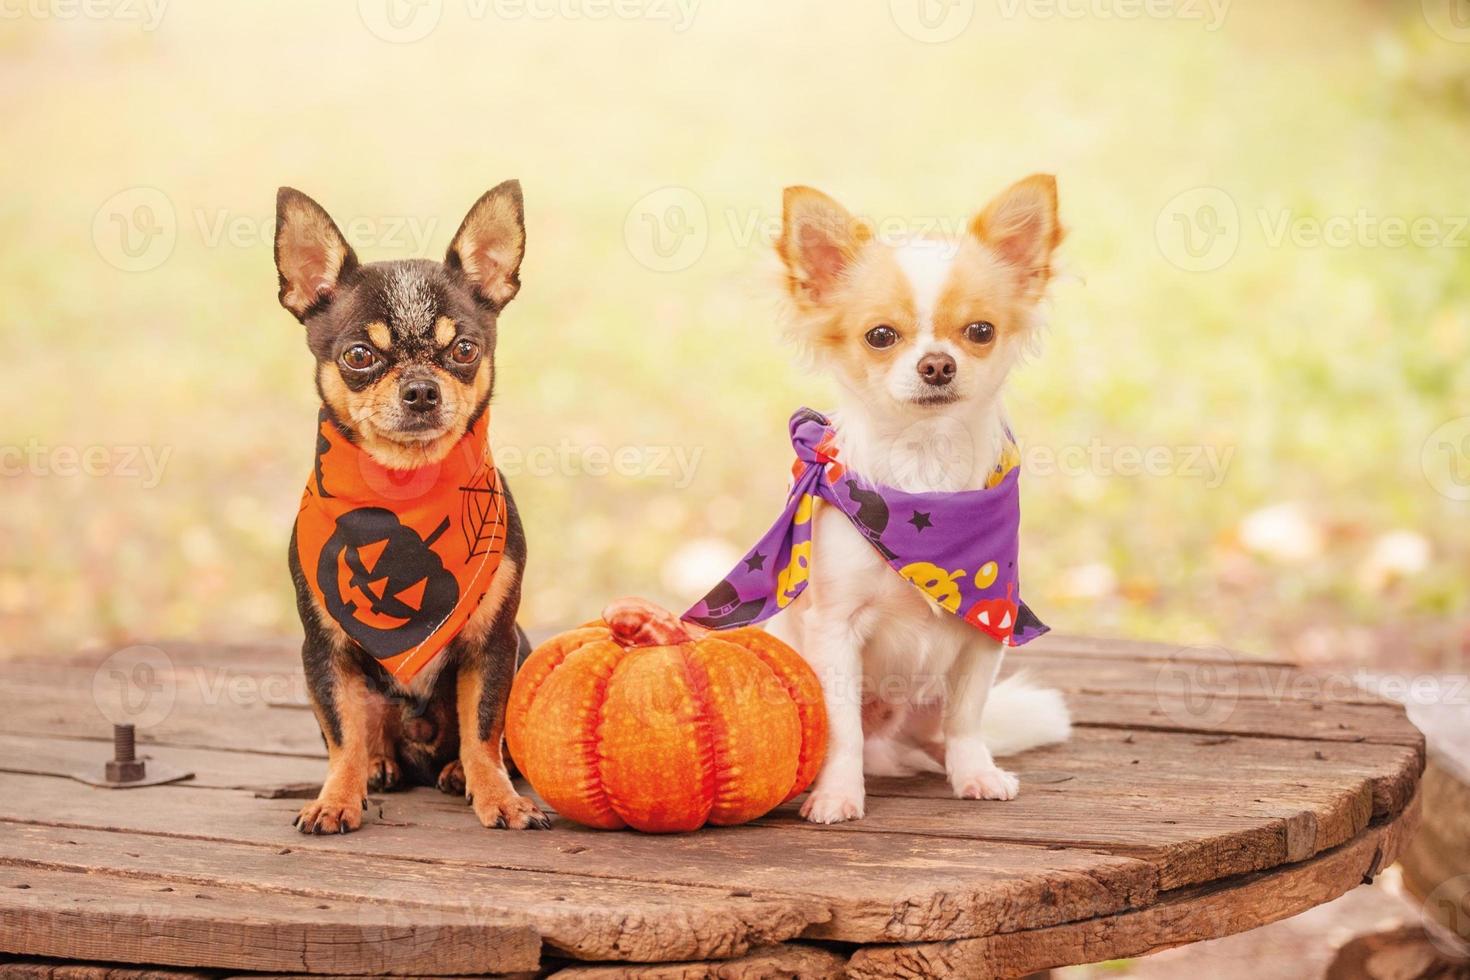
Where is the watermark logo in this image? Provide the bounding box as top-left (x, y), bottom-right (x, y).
top-left (1422, 874), bottom-right (1470, 958)
top-left (1155, 649), bottom-right (1240, 726)
top-left (890, 0), bottom-right (975, 43)
top-left (624, 187), bottom-right (708, 272)
top-left (886, 416), bottom-right (978, 490)
top-left (1423, 416), bottom-right (1470, 502)
top-left (1423, 0), bottom-right (1470, 43)
top-left (93, 187), bottom-right (176, 273)
top-left (91, 646), bottom-right (176, 729)
top-left (1156, 186), bottom-right (1240, 272)
top-left (358, 0), bottom-right (443, 42)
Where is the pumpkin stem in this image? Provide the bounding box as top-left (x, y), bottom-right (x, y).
top-left (602, 597), bottom-right (708, 648)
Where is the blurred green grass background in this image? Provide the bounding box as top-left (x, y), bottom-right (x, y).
top-left (1, 1), bottom-right (1466, 667)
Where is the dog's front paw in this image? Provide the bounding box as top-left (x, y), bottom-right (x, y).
top-left (294, 795), bottom-right (365, 834)
top-left (951, 766), bottom-right (1020, 801)
top-left (367, 756), bottom-right (401, 793)
top-left (436, 760), bottom-right (466, 796)
top-left (470, 791), bottom-right (552, 831)
top-left (800, 790), bottom-right (865, 824)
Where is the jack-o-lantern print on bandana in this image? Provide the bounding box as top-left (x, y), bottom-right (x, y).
top-left (296, 410), bottom-right (506, 684)
top-left (685, 408), bottom-right (1047, 647)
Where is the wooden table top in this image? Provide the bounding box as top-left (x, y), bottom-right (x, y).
top-left (0, 635), bottom-right (1424, 979)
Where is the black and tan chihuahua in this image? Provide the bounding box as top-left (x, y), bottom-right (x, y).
top-left (275, 182), bottom-right (548, 834)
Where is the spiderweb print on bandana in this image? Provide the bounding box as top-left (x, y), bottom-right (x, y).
top-left (459, 464), bottom-right (506, 562)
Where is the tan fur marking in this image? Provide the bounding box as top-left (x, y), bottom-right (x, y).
top-left (460, 558), bottom-right (520, 646)
top-left (456, 664), bottom-right (542, 828)
top-left (298, 660), bottom-right (373, 832)
top-left (434, 316), bottom-right (457, 348)
top-left (318, 356), bottom-right (491, 472)
top-left (936, 236), bottom-right (1024, 360)
top-left (367, 321), bottom-right (392, 350)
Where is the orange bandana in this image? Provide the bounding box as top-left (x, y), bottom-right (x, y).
top-left (296, 411), bottom-right (507, 684)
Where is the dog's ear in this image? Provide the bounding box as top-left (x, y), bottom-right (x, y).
top-left (275, 188), bottom-right (358, 323)
top-left (970, 174), bottom-right (1063, 298)
top-left (777, 186), bottom-right (872, 305)
top-left (446, 180), bottom-right (525, 311)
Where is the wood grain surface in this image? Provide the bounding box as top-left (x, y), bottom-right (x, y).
top-left (0, 641), bottom-right (1425, 978)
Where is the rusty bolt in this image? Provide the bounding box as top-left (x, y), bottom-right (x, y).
top-left (105, 724), bottom-right (146, 783)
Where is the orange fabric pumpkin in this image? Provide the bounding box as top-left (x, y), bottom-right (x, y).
top-left (506, 598), bottom-right (827, 833)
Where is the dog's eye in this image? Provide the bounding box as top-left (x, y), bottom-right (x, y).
top-left (450, 339), bottom-right (480, 365)
top-left (865, 325), bottom-right (899, 350)
top-left (341, 344), bottom-right (377, 370)
top-left (965, 321), bottom-right (996, 345)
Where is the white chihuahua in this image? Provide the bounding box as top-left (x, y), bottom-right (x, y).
top-left (766, 175), bottom-right (1072, 824)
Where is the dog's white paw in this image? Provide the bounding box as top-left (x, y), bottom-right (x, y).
top-left (951, 765), bottom-right (1020, 801)
top-left (800, 790), bottom-right (866, 824)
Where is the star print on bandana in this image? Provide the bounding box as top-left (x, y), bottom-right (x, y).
top-left (685, 408), bottom-right (1047, 647)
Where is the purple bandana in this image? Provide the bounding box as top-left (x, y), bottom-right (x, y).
top-left (685, 408), bottom-right (1047, 646)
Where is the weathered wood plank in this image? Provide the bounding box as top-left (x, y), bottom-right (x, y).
top-left (545, 943), bottom-right (849, 979)
top-left (759, 785), bottom-right (1367, 892)
top-left (15, 641), bottom-right (300, 672)
top-left (0, 773), bottom-right (1157, 945)
top-left (1, 657), bottom-right (1424, 763)
top-left (0, 866), bottom-right (541, 976)
top-left (845, 794), bottom-right (1422, 979)
top-left (0, 735), bottom-right (323, 792)
top-left (6, 721), bottom-right (1422, 900)
top-left (1008, 654), bottom-right (1398, 705)
top-left (0, 640), bottom-right (1428, 976)
top-left (0, 662), bottom-right (322, 758)
top-left (979, 727), bottom-right (1422, 820)
top-left (0, 823), bottom-right (825, 964)
top-left (2, 727), bottom-right (1421, 834)
top-left (0, 959), bottom-right (216, 980)
top-left (1066, 689), bottom-right (1425, 747)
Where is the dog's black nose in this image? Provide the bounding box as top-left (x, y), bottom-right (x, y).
top-left (400, 380), bottom-right (441, 412)
top-left (917, 353), bottom-right (956, 387)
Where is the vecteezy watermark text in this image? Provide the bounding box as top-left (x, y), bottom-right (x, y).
top-left (494, 440), bottom-right (703, 489)
top-left (1157, 186), bottom-right (1470, 272)
top-left (357, 0), bottom-right (699, 44)
top-left (0, 0), bottom-right (168, 30)
top-left (93, 186), bottom-right (444, 273)
top-left (1, 442), bottom-right (172, 489)
top-left (1026, 440), bottom-right (1234, 488)
top-left (995, 0), bottom-right (1229, 30)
